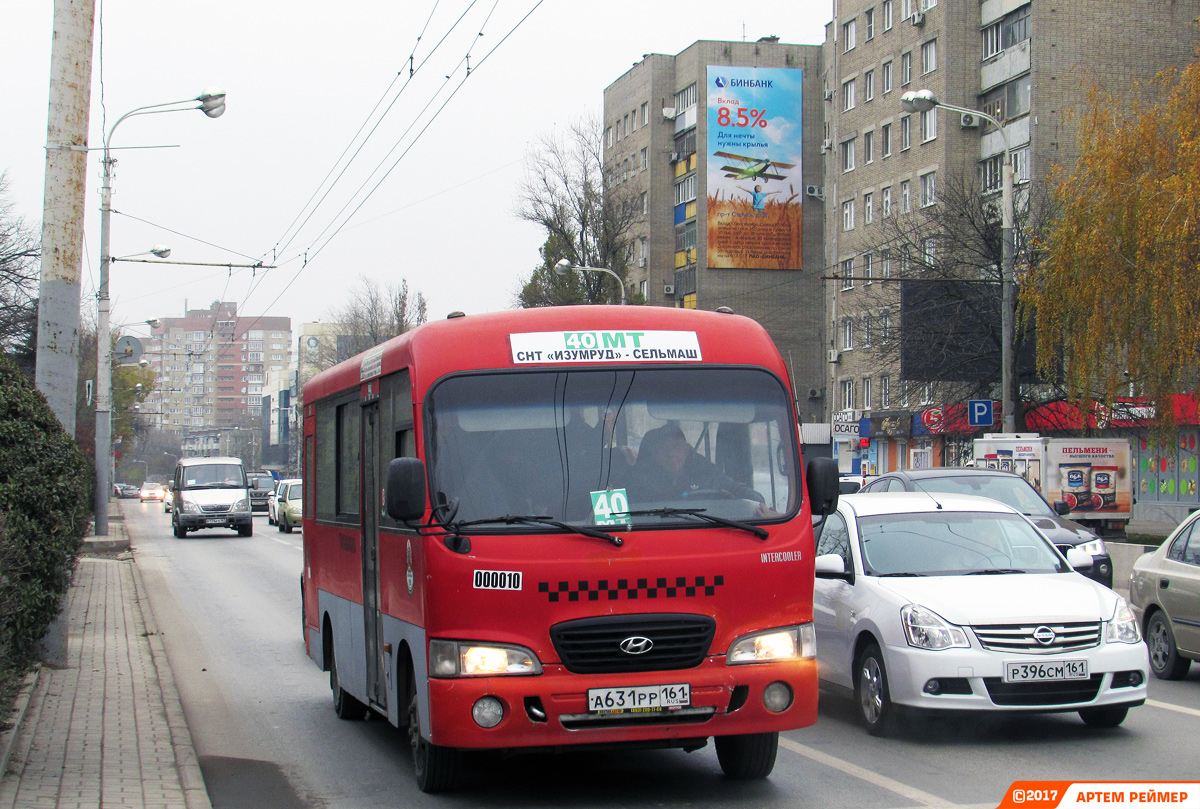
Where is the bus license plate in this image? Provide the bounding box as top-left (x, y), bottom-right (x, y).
top-left (1003, 659), bottom-right (1088, 683)
top-left (587, 683), bottom-right (690, 714)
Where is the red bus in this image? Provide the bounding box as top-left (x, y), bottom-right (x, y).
top-left (301, 305), bottom-right (838, 791)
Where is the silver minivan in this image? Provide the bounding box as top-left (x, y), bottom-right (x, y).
top-left (170, 456), bottom-right (254, 538)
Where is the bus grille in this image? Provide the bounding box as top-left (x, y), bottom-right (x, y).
top-left (550, 614), bottom-right (716, 674)
top-left (200, 504), bottom-right (231, 514)
top-left (971, 621), bottom-right (1100, 654)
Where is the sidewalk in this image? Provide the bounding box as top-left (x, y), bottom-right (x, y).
top-left (0, 502), bottom-right (210, 809)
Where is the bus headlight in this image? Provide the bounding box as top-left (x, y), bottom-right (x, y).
top-left (429, 640), bottom-right (543, 677)
top-left (727, 624), bottom-right (815, 664)
top-left (181, 499), bottom-right (201, 514)
top-left (231, 498), bottom-right (250, 512)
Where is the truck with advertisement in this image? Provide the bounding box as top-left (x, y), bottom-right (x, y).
top-left (972, 434), bottom-right (1132, 535)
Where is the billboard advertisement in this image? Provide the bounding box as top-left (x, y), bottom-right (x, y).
top-left (706, 65), bottom-right (803, 270)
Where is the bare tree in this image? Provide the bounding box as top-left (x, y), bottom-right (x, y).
top-left (0, 172), bottom-right (40, 375)
top-left (844, 170), bottom-right (1058, 424)
top-left (317, 275), bottom-right (428, 370)
top-left (514, 117), bottom-right (643, 307)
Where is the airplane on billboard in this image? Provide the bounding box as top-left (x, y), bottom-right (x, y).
top-left (713, 151), bottom-right (796, 182)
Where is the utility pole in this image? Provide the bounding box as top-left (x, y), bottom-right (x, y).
top-left (36, 0), bottom-right (96, 435)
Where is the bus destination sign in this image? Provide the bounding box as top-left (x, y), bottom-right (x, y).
top-left (511, 330), bottom-right (702, 364)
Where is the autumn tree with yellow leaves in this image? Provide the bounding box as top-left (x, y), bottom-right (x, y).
top-left (1028, 62), bottom-right (1200, 428)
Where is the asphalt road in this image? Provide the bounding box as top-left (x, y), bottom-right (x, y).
top-left (123, 503), bottom-right (1200, 809)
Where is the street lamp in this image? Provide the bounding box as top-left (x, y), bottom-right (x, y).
top-left (900, 88), bottom-right (1016, 433)
top-left (554, 259), bottom-right (626, 305)
top-left (94, 88), bottom-right (226, 536)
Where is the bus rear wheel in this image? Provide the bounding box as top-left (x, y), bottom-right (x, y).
top-left (406, 675), bottom-right (461, 792)
top-left (714, 731), bottom-right (778, 779)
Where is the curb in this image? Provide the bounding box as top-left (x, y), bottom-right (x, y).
top-left (0, 669), bottom-right (39, 783)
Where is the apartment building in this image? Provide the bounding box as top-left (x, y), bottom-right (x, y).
top-left (822, 0), bottom-right (1200, 474)
top-left (603, 38), bottom-right (830, 423)
top-left (141, 301), bottom-right (291, 456)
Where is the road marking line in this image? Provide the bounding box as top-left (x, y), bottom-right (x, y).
top-left (268, 536), bottom-right (301, 549)
top-left (779, 737), bottom-right (959, 807)
top-left (1147, 698), bottom-right (1200, 718)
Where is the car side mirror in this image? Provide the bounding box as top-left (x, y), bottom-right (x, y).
top-left (805, 457), bottom-right (840, 517)
top-left (251, 479), bottom-right (259, 490)
top-left (815, 553), bottom-right (854, 583)
top-left (385, 457), bottom-right (427, 521)
top-left (1053, 500), bottom-right (1070, 516)
top-left (1066, 547), bottom-right (1094, 570)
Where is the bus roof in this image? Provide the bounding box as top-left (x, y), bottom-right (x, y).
top-left (304, 305), bottom-right (790, 404)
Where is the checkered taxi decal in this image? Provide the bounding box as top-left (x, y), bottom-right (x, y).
top-left (538, 576), bottom-right (725, 602)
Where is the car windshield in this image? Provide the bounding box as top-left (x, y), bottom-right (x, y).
top-left (181, 464), bottom-right (246, 489)
top-left (855, 511), bottom-right (1069, 576)
top-left (911, 475), bottom-right (1055, 517)
top-left (426, 368), bottom-right (799, 531)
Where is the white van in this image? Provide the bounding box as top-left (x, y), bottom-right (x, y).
top-left (170, 456), bottom-right (254, 538)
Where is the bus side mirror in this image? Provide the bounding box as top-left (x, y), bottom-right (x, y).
top-left (806, 457), bottom-right (840, 517)
top-left (251, 479), bottom-right (259, 490)
top-left (385, 457), bottom-right (427, 521)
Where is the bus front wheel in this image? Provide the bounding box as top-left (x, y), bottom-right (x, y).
top-left (406, 675), bottom-right (461, 792)
top-left (714, 731), bottom-right (778, 779)
top-left (330, 644), bottom-right (367, 721)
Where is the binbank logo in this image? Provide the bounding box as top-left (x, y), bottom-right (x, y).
top-left (714, 76), bottom-right (727, 88)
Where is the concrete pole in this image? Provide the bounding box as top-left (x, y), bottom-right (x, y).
top-left (35, 0), bottom-right (96, 436)
top-left (1000, 156), bottom-right (1017, 433)
top-left (94, 153), bottom-right (113, 535)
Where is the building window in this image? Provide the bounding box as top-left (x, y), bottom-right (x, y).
top-left (843, 199), bottom-right (856, 231)
top-left (881, 251), bottom-right (892, 278)
top-left (641, 101), bottom-right (649, 126)
top-left (863, 251), bottom-right (874, 281)
top-left (920, 107), bottom-right (937, 142)
top-left (841, 257), bottom-right (855, 289)
top-left (638, 238), bottom-right (648, 267)
top-left (842, 317), bottom-right (855, 351)
top-left (1003, 5), bottom-right (1031, 49)
top-left (674, 174), bottom-right (697, 204)
top-left (921, 236), bottom-right (937, 266)
top-left (843, 19), bottom-right (857, 51)
top-left (864, 69), bottom-right (875, 101)
top-left (862, 378), bottom-right (873, 410)
top-left (843, 78), bottom-right (856, 111)
top-left (883, 0), bottom-right (894, 30)
top-left (880, 376), bottom-right (891, 408)
top-left (1013, 146), bottom-right (1030, 182)
top-left (841, 380), bottom-right (856, 411)
top-left (901, 116), bottom-right (911, 150)
top-left (981, 154), bottom-right (1004, 192)
top-left (901, 180), bottom-right (911, 213)
top-left (864, 130), bottom-right (874, 163)
top-left (983, 22), bottom-right (1003, 59)
top-left (864, 192), bottom-right (874, 223)
top-left (882, 186), bottom-right (892, 217)
top-left (901, 52), bottom-right (912, 86)
top-left (980, 73), bottom-right (1032, 122)
top-left (842, 138), bottom-right (856, 172)
top-left (675, 83), bottom-right (698, 111)
top-left (923, 0), bottom-right (937, 7)
top-left (920, 171), bottom-right (937, 206)
top-left (882, 61), bottom-right (893, 93)
top-left (640, 191), bottom-right (648, 214)
top-left (640, 147), bottom-right (648, 170)
top-left (902, 0), bottom-right (913, 17)
top-left (880, 312), bottom-right (892, 339)
top-left (881, 123), bottom-right (892, 156)
top-left (921, 39), bottom-right (937, 74)
top-left (866, 7), bottom-right (876, 39)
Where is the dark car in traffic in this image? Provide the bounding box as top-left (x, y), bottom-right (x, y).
top-left (858, 468), bottom-right (1114, 588)
top-left (247, 472), bottom-right (276, 512)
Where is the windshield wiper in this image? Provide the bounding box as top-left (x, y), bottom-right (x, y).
top-left (874, 571), bottom-right (926, 577)
top-left (617, 508), bottom-right (769, 540)
top-left (965, 568), bottom-right (1027, 575)
top-left (452, 515), bottom-right (623, 547)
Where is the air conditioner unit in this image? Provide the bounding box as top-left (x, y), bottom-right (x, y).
top-left (663, 284), bottom-right (675, 295)
top-left (805, 184), bottom-right (825, 199)
top-left (959, 112), bottom-right (980, 128)
top-left (823, 89), bottom-right (834, 101)
top-left (827, 349), bottom-right (841, 364)
top-left (662, 106), bottom-right (677, 121)
top-left (808, 388), bottom-right (823, 399)
top-left (821, 139), bottom-right (833, 152)
top-left (911, 11), bottom-right (925, 25)
top-left (670, 151), bottom-right (680, 162)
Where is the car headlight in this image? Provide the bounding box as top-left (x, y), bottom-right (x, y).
top-left (231, 498), bottom-right (250, 512)
top-left (727, 624), bottom-right (815, 663)
top-left (181, 499), bottom-right (200, 514)
top-left (1106, 597), bottom-right (1141, 644)
top-left (901, 604), bottom-right (970, 650)
top-left (1077, 538), bottom-right (1107, 556)
top-left (428, 640), bottom-right (542, 677)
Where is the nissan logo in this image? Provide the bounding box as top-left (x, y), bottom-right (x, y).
top-left (1032, 625), bottom-right (1057, 646)
top-left (619, 636), bottom-right (654, 655)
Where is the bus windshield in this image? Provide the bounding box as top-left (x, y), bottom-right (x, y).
top-left (426, 368), bottom-right (799, 530)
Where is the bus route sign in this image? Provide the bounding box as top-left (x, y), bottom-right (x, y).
top-left (511, 330), bottom-right (702, 364)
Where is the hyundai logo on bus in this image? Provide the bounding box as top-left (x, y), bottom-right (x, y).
top-left (619, 636), bottom-right (655, 655)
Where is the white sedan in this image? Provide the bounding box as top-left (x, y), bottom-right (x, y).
top-left (814, 492), bottom-right (1148, 735)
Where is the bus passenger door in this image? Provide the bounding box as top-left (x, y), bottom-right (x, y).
top-left (362, 403), bottom-right (386, 711)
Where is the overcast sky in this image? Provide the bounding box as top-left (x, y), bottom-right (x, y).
top-left (2, 1), bottom-right (831, 341)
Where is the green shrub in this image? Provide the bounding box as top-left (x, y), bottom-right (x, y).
top-left (0, 351), bottom-right (93, 667)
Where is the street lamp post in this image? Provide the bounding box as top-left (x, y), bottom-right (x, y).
top-left (554, 259), bottom-right (626, 305)
top-left (94, 88), bottom-right (226, 536)
top-left (900, 89), bottom-right (1016, 434)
